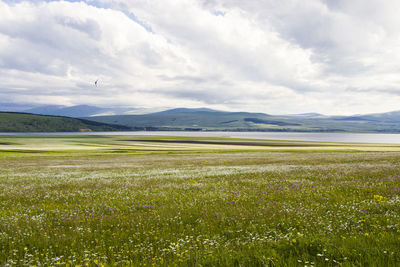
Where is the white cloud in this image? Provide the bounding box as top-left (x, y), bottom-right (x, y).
top-left (1, 0), bottom-right (400, 115)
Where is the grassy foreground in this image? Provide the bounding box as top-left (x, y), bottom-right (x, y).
top-left (0, 135), bottom-right (400, 266)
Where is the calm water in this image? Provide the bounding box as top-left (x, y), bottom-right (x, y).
top-left (1, 131), bottom-right (400, 144)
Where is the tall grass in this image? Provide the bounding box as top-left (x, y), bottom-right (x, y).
top-left (0, 141), bottom-right (399, 266)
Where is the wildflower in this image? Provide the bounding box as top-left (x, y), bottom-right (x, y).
top-left (297, 232), bottom-right (303, 237)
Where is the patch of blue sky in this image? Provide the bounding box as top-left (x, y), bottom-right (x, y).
top-left (213, 10), bottom-right (226, 17)
top-left (3, 0), bottom-right (111, 9)
top-left (4, 0), bottom-right (154, 33)
top-left (121, 10), bottom-right (154, 33)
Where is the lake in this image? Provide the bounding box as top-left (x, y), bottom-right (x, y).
top-left (1, 131), bottom-right (400, 144)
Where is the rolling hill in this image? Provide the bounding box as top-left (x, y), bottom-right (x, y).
top-left (3, 104), bottom-right (400, 133)
top-left (84, 108), bottom-right (400, 133)
top-left (0, 112), bottom-right (131, 132)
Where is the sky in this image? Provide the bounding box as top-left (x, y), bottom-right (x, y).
top-left (1, 0), bottom-right (400, 115)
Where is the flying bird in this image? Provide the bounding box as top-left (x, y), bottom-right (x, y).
top-left (94, 79), bottom-right (98, 87)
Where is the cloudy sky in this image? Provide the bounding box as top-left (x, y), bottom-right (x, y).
top-left (1, 0), bottom-right (400, 115)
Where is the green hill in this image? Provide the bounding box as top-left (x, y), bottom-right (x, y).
top-left (0, 112), bottom-right (131, 132)
top-left (82, 111), bottom-right (330, 131)
top-left (84, 109), bottom-right (400, 133)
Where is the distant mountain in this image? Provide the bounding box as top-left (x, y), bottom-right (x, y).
top-left (0, 112), bottom-right (131, 132)
top-left (122, 108), bottom-right (170, 115)
top-left (332, 111), bottom-right (400, 123)
top-left (155, 108), bottom-right (220, 114)
top-left (22, 105), bottom-right (222, 117)
top-left (289, 113), bottom-right (325, 118)
top-left (84, 108), bottom-right (400, 133)
top-left (24, 105), bottom-right (65, 114)
top-left (3, 103), bottom-right (400, 133)
top-left (24, 105), bottom-right (108, 117)
top-left (0, 102), bottom-right (38, 112)
top-left (22, 104), bottom-right (166, 117)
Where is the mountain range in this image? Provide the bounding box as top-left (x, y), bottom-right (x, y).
top-left (84, 108), bottom-right (400, 133)
top-left (2, 103), bottom-right (400, 133)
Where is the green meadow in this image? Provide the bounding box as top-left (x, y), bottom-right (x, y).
top-left (1, 135), bottom-right (400, 266)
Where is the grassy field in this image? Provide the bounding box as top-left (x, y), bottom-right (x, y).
top-left (1, 135), bottom-right (400, 266)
